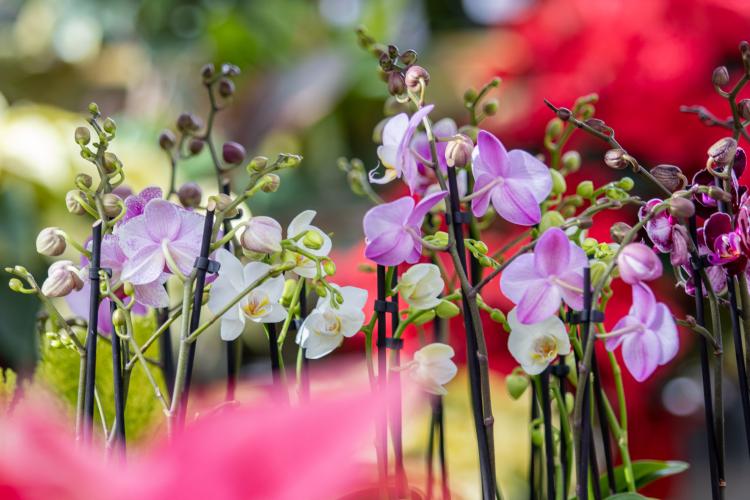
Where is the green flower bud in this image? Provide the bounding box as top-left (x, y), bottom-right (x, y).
top-left (112, 309), bottom-right (127, 329)
top-left (103, 152), bottom-right (121, 174)
top-left (489, 308), bottom-right (506, 324)
top-left (605, 187), bottom-right (627, 201)
top-left (430, 231), bottom-right (449, 248)
top-left (617, 177), bottom-right (635, 191)
top-left (568, 195), bottom-right (584, 207)
top-left (261, 174), bottom-right (280, 193)
top-left (302, 230), bottom-right (324, 250)
top-left (539, 211), bottom-right (566, 232)
top-left (473, 240), bottom-right (488, 255)
top-left (506, 373), bottom-right (529, 400)
top-left (8, 278), bottom-right (24, 293)
top-left (248, 156), bottom-right (268, 172)
top-left (413, 310), bottom-right (436, 325)
top-left (565, 393), bottom-right (575, 414)
top-left (209, 194), bottom-right (239, 217)
top-left (123, 282), bottom-right (134, 296)
top-left (582, 237), bottom-right (598, 255)
top-left (102, 193), bottom-right (122, 218)
top-left (561, 151), bottom-right (581, 173)
top-left (589, 260), bottom-right (609, 288)
top-left (314, 282), bottom-right (328, 298)
top-left (545, 118), bottom-right (564, 140)
top-left (281, 279), bottom-right (297, 308)
top-left (322, 258), bottom-right (336, 276)
top-left (550, 169), bottom-right (567, 196)
top-left (531, 428), bottom-right (544, 447)
top-left (576, 180), bottom-right (594, 199)
top-left (435, 300), bottom-right (460, 319)
top-left (277, 153), bottom-right (302, 169)
top-left (103, 117), bottom-right (116, 134)
top-left (463, 88), bottom-right (478, 104)
top-left (88, 102), bottom-right (100, 116)
top-left (65, 190), bottom-right (87, 215)
top-left (75, 173), bottom-right (93, 189)
top-left (75, 126), bottom-right (91, 146)
top-left (482, 98), bottom-right (499, 116)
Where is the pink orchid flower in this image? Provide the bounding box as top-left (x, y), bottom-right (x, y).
top-left (617, 242), bottom-right (663, 284)
top-left (605, 282), bottom-right (679, 382)
top-left (117, 199), bottom-right (204, 285)
top-left (500, 227), bottom-right (586, 324)
top-left (363, 190), bottom-right (448, 266)
top-left (122, 186), bottom-right (164, 223)
top-left (470, 130), bottom-right (552, 225)
top-left (372, 105), bottom-right (434, 193)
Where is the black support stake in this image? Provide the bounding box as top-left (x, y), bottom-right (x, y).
top-left (110, 301), bottom-right (126, 447)
top-left (156, 301), bottom-right (175, 399)
top-left (540, 368), bottom-right (555, 500)
top-left (577, 267), bottom-right (593, 500)
top-left (388, 272), bottom-right (408, 496)
top-left (83, 220), bottom-right (103, 443)
top-left (375, 265), bottom-right (389, 493)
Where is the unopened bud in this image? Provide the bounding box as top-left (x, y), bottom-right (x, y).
top-left (248, 156), bottom-right (268, 172)
top-left (556, 107), bottom-right (572, 121)
top-left (103, 117), bottom-right (116, 134)
top-left (159, 129), bottom-right (176, 150)
top-left (201, 63), bottom-right (215, 81)
top-left (36, 227), bottom-right (67, 256)
top-left (489, 308), bottom-right (506, 324)
top-left (75, 173), bottom-right (93, 189)
top-left (322, 258), bottom-right (336, 276)
top-left (188, 138), bottom-right (205, 155)
top-left (539, 211), bottom-right (566, 232)
top-left (241, 216), bottom-right (282, 254)
top-left (576, 180), bottom-right (594, 198)
top-left (617, 177), bottom-right (635, 191)
top-left (712, 66), bottom-right (730, 87)
top-left (546, 118), bottom-right (563, 139)
top-left (708, 186), bottom-right (732, 203)
top-left (221, 63), bottom-right (240, 76)
top-left (277, 153), bottom-right (302, 169)
top-left (604, 148), bottom-right (628, 169)
top-left (41, 261), bottom-right (84, 297)
top-left (413, 310), bottom-right (436, 325)
top-left (404, 65), bottom-right (430, 91)
top-left (75, 126), bottom-right (91, 146)
top-left (302, 230), bottom-right (324, 250)
top-left (707, 137), bottom-right (737, 166)
top-left (668, 197), bottom-right (695, 218)
top-left (261, 174), bottom-right (280, 193)
top-left (650, 164), bottom-right (686, 192)
top-left (561, 150), bottom-right (581, 173)
top-left (88, 102), bottom-right (100, 115)
top-left (740, 99), bottom-right (750, 121)
top-left (445, 134), bottom-right (473, 168)
top-left (589, 260), bottom-right (609, 288)
top-left (8, 278), bottom-right (24, 293)
top-left (123, 282), bottom-right (134, 296)
top-left (112, 309), bottom-right (127, 329)
top-left (103, 152), bottom-right (121, 174)
top-left (102, 193), bottom-right (122, 218)
top-left (550, 169), bottom-right (567, 195)
top-left (610, 222), bottom-right (632, 244)
top-left (399, 49), bottom-right (417, 66)
top-left (211, 194), bottom-right (239, 217)
top-left (176, 113), bottom-right (202, 133)
top-left (222, 141), bottom-right (246, 165)
top-left (387, 72), bottom-right (406, 96)
top-left (577, 216), bottom-right (593, 229)
top-left (435, 300), bottom-right (460, 319)
top-left (218, 78), bottom-right (235, 98)
top-left (66, 190), bottom-right (87, 215)
top-left (177, 182), bottom-right (202, 208)
top-left (482, 99), bottom-right (499, 116)
top-left (281, 279), bottom-right (297, 307)
top-left (506, 373), bottom-right (529, 400)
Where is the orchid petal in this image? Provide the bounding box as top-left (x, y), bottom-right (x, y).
top-left (533, 228), bottom-right (571, 276)
top-left (516, 282), bottom-right (561, 324)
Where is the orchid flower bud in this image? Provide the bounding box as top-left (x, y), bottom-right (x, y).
top-left (248, 156), bottom-right (268, 172)
top-left (404, 65), bottom-right (430, 91)
top-left (617, 243), bottom-right (663, 284)
top-left (444, 134), bottom-right (473, 168)
top-left (539, 211), bottom-right (565, 232)
top-left (562, 151), bottom-right (581, 173)
top-left (74, 126), bottom-right (91, 146)
top-left (112, 308), bottom-right (127, 329)
top-left (610, 222), bottom-right (632, 244)
top-left (241, 216), bottom-right (283, 254)
top-left (41, 260), bottom-right (84, 297)
top-left (261, 174), bottom-right (280, 193)
top-left (408, 343), bottom-right (458, 395)
top-left (158, 129), bottom-right (176, 150)
top-left (712, 66), bottom-right (730, 86)
top-left (176, 113), bottom-right (202, 132)
top-left (178, 182), bottom-right (203, 208)
top-left (210, 194), bottom-right (239, 217)
top-left (222, 141), bottom-right (246, 165)
top-left (36, 227), bottom-right (67, 256)
top-left (668, 197), bottom-right (695, 218)
top-left (708, 186), bottom-right (732, 203)
top-left (506, 373), bottom-right (529, 400)
top-left (102, 193), bottom-right (122, 218)
top-left (218, 78), bottom-right (235, 98)
top-left (65, 190), bottom-right (87, 215)
top-left (604, 148), bottom-right (628, 169)
top-left (302, 230), bottom-right (324, 250)
top-left (396, 263), bottom-right (444, 311)
top-left (707, 137), bottom-right (737, 166)
top-left (650, 164), bottom-right (687, 192)
top-left (188, 138), bottom-right (205, 155)
top-left (550, 169), bottom-right (566, 195)
top-left (322, 258), bottom-right (336, 276)
top-left (435, 300), bottom-right (460, 319)
top-left (387, 72), bottom-right (406, 96)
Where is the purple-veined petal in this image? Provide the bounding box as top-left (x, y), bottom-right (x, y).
top-left (121, 244), bottom-right (164, 285)
top-left (605, 315), bottom-right (639, 352)
top-left (470, 173), bottom-right (496, 218)
top-left (134, 280), bottom-right (170, 308)
top-left (556, 270), bottom-right (584, 310)
top-left (650, 303), bottom-right (679, 365)
top-left (144, 199), bottom-right (181, 242)
top-left (407, 190), bottom-right (449, 227)
top-left (630, 282), bottom-right (657, 326)
top-left (621, 329), bottom-right (662, 382)
top-left (476, 130), bottom-right (510, 177)
top-left (365, 231), bottom-right (414, 266)
top-left (176, 209), bottom-right (206, 243)
top-left (499, 254), bottom-right (538, 304)
top-left (116, 217), bottom-right (156, 257)
top-left (506, 150), bottom-right (553, 203)
top-left (516, 282), bottom-right (562, 324)
top-left (533, 228), bottom-right (571, 276)
top-left (492, 181), bottom-right (542, 226)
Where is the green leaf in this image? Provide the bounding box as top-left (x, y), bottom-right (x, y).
top-left (571, 460), bottom-right (688, 499)
top-left (605, 494), bottom-right (652, 500)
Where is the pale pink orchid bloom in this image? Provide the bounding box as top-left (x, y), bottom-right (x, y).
top-left (605, 282), bottom-right (679, 382)
top-left (500, 227), bottom-right (586, 324)
top-left (470, 130), bottom-right (552, 225)
top-left (617, 242), bottom-right (663, 284)
top-left (116, 199), bottom-right (204, 285)
top-left (363, 190), bottom-right (448, 266)
top-left (372, 105), bottom-right (434, 193)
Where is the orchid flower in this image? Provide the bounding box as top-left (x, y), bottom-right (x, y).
top-left (604, 283), bottom-right (679, 382)
top-left (639, 198), bottom-right (690, 266)
top-left (286, 210), bottom-right (332, 278)
top-left (470, 130), bottom-right (552, 225)
top-left (296, 284), bottom-right (367, 359)
top-left (684, 227), bottom-right (727, 297)
top-left (372, 105), bottom-right (434, 193)
top-left (409, 117), bottom-right (458, 195)
top-left (703, 212), bottom-right (747, 274)
top-left (396, 263), bottom-right (444, 310)
top-left (500, 227), bottom-right (587, 324)
top-left (407, 343), bottom-right (458, 395)
top-left (207, 249), bottom-right (287, 341)
top-left (122, 186), bottom-right (163, 223)
top-left (617, 242), bottom-right (663, 284)
top-left (507, 308), bottom-right (571, 375)
top-left (363, 190), bottom-right (449, 266)
top-left (117, 199), bottom-right (204, 284)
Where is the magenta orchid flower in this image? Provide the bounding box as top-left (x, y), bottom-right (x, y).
top-left (117, 198), bottom-right (205, 285)
top-left (122, 186), bottom-right (163, 223)
top-left (704, 212), bottom-right (747, 274)
top-left (363, 190), bottom-right (448, 266)
top-left (372, 105), bottom-right (434, 193)
top-left (500, 227), bottom-right (587, 324)
top-left (692, 147), bottom-right (746, 217)
top-left (683, 227), bottom-right (728, 297)
top-left (470, 130), bottom-right (552, 225)
top-left (638, 198), bottom-right (690, 267)
top-left (605, 283), bottom-right (679, 382)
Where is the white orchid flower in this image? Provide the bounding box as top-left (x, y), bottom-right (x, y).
top-left (207, 249), bottom-right (287, 341)
top-left (407, 343), bottom-right (458, 395)
top-left (296, 284), bottom-right (367, 359)
top-left (287, 210), bottom-right (332, 278)
top-left (397, 263), bottom-right (444, 311)
top-left (507, 307), bottom-right (571, 375)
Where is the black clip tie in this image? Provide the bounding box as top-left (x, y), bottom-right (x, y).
top-left (384, 338), bottom-right (404, 350)
top-left (374, 299), bottom-right (398, 314)
top-left (566, 309), bottom-right (604, 324)
top-left (690, 254), bottom-right (710, 272)
top-left (551, 363), bottom-right (570, 378)
top-left (446, 211), bottom-right (471, 226)
top-left (193, 257), bottom-right (221, 274)
top-left (90, 267), bottom-right (112, 280)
